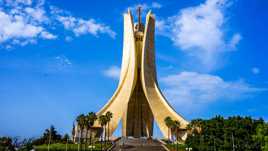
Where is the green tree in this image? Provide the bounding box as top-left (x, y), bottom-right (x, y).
top-left (253, 123), bottom-right (268, 151)
top-left (19, 138), bottom-right (34, 151)
top-left (185, 116), bottom-right (263, 151)
top-left (98, 115), bottom-right (108, 150)
top-left (105, 111), bottom-right (113, 142)
top-left (84, 115), bottom-right (90, 151)
top-left (62, 134), bottom-right (70, 143)
top-left (87, 112), bottom-right (97, 148)
top-left (164, 116), bottom-right (173, 141)
top-left (173, 120), bottom-right (181, 151)
top-left (76, 114), bottom-right (86, 151)
top-left (45, 125), bottom-right (62, 151)
top-left (0, 137), bottom-right (15, 151)
top-left (72, 122), bottom-right (76, 142)
top-left (173, 120), bottom-right (181, 140)
top-left (31, 125), bottom-right (62, 146)
top-left (32, 125), bottom-right (62, 147)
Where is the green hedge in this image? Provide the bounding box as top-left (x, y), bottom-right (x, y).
top-left (34, 143), bottom-right (112, 151)
top-left (166, 143), bottom-right (186, 151)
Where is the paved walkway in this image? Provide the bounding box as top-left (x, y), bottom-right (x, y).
top-left (111, 137), bottom-right (168, 151)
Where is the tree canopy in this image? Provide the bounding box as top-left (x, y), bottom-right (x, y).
top-left (186, 116), bottom-right (266, 151)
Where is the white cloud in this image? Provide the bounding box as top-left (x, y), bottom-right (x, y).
top-left (43, 55), bottom-right (73, 73)
top-left (4, 0), bottom-right (33, 6)
top-left (65, 36), bottom-right (73, 42)
top-left (103, 66), bottom-right (121, 80)
top-left (55, 55), bottom-right (72, 65)
top-left (40, 31), bottom-right (57, 39)
top-left (0, 11), bottom-right (43, 41)
top-left (157, 0), bottom-right (241, 71)
top-left (54, 55), bottom-right (72, 71)
top-left (229, 33), bottom-right (242, 49)
top-left (16, 0), bottom-right (32, 5)
top-left (170, 0), bottom-right (225, 50)
top-left (57, 16), bottom-right (76, 29)
top-left (252, 67), bottom-right (260, 75)
top-left (151, 2), bottom-right (162, 9)
top-left (0, 0), bottom-right (55, 46)
top-left (0, 0), bottom-right (115, 47)
top-left (57, 16), bottom-right (116, 38)
top-left (24, 7), bottom-right (47, 22)
top-left (161, 71), bottom-right (264, 112)
top-left (155, 19), bottom-right (169, 36)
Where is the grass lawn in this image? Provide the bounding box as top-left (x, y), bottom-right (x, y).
top-left (166, 143), bottom-right (186, 151)
top-left (34, 142), bottom-right (112, 151)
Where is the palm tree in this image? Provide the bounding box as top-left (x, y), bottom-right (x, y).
top-left (173, 120), bottom-right (181, 151)
top-left (87, 112), bottom-right (97, 149)
top-left (191, 119), bottom-right (203, 134)
top-left (164, 116), bottom-right (173, 141)
top-left (186, 123), bottom-right (193, 135)
top-left (98, 115), bottom-right (108, 151)
top-left (186, 119), bottom-right (202, 137)
top-left (72, 122), bottom-right (76, 142)
top-left (76, 114), bottom-right (86, 151)
top-left (84, 116), bottom-right (90, 151)
top-left (105, 111), bottom-right (113, 142)
top-left (173, 120), bottom-right (181, 141)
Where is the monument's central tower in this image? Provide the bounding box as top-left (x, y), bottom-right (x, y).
top-left (124, 8), bottom-right (153, 137)
top-left (96, 8), bottom-right (188, 139)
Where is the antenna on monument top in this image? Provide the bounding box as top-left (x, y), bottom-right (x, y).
top-left (136, 6), bottom-right (144, 32)
top-left (137, 6), bottom-right (142, 25)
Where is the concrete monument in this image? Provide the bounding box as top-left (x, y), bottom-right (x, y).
top-left (96, 8), bottom-right (188, 140)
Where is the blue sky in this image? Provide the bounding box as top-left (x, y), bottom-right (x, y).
top-left (0, 0), bottom-right (268, 138)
